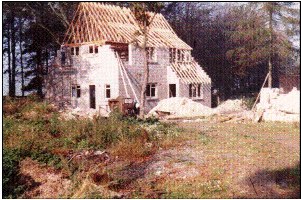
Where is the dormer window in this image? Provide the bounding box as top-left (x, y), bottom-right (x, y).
top-left (177, 49), bottom-right (185, 62)
top-left (89, 45), bottom-right (99, 54)
top-left (169, 49), bottom-right (191, 63)
top-left (71, 46), bottom-right (80, 56)
top-left (89, 46), bottom-right (94, 53)
top-left (169, 48), bottom-right (176, 63)
top-left (76, 46), bottom-right (79, 55)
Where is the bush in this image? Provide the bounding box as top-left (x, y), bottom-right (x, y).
top-left (3, 147), bottom-right (30, 199)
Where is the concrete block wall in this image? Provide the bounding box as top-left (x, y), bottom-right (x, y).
top-left (119, 45), bottom-right (170, 112)
top-left (178, 80), bottom-right (212, 108)
top-left (47, 44), bottom-right (212, 113)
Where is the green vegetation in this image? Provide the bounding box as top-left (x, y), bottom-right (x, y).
top-left (3, 147), bottom-right (30, 199)
top-left (3, 97), bottom-right (299, 198)
top-left (3, 97), bottom-right (177, 198)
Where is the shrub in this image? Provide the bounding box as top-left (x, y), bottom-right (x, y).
top-left (3, 147), bottom-right (30, 199)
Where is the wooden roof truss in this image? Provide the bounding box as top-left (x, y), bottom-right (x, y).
top-left (62, 2), bottom-right (210, 86)
top-left (63, 2), bottom-right (192, 49)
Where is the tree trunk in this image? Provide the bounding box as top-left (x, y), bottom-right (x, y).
top-left (268, 6), bottom-right (273, 88)
top-left (10, 9), bottom-right (16, 97)
top-left (19, 17), bottom-right (24, 96)
top-left (37, 47), bottom-right (43, 98)
top-left (139, 21), bottom-right (149, 119)
top-left (8, 22), bottom-right (12, 97)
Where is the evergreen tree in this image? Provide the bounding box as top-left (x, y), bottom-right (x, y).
top-left (228, 3), bottom-right (300, 88)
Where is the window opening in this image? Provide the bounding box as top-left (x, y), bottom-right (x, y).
top-left (61, 51), bottom-right (66, 65)
top-left (189, 84), bottom-right (202, 98)
top-left (169, 48), bottom-right (176, 63)
top-left (146, 84), bottom-right (156, 97)
top-left (89, 85), bottom-right (96, 109)
top-left (169, 84), bottom-right (176, 97)
top-left (76, 46), bottom-right (79, 55)
top-left (105, 85), bottom-right (111, 98)
top-left (89, 46), bottom-right (94, 53)
top-left (72, 86), bottom-right (76, 97)
top-left (72, 85), bottom-right (81, 98)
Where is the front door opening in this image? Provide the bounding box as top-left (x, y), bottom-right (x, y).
top-left (169, 84), bottom-right (176, 97)
top-left (89, 85), bottom-right (96, 109)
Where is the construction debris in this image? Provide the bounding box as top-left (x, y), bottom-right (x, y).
top-left (146, 97), bottom-right (213, 119)
top-left (59, 107), bottom-right (110, 120)
top-left (147, 98), bottom-right (249, 121)
top-left (254, 87), bottom-right (300, 122)
top-left (147, 88), bottom-right (299, 123)
top-left (214, 99), bottom-right (248, 114)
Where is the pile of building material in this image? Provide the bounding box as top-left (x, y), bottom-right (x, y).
top-left (146, 97), bottom-right (214, 119)
top-left (212, 99), bottom-right (255, 123)
top-left (214, 99), bottom-right (248, 114)
top-left (146, 97), bottom-right (250, 120)
top-left (254, 87), bottom-right (300, 122)
top-left (147, 89), bottom-right (299, 123)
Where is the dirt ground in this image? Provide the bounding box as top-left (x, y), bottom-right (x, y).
top-left (19, 121), bottom-right (300, 198)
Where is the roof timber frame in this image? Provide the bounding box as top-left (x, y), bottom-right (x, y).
top-left (63, 2), bottom-right (192, 50)
top-left (170, 60), bottom-right (211, 85)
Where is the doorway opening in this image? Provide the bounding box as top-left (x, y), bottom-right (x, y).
top-left (169, 84), bottom-right (176, 97)
top-left (89, 85), bottom-right (96, 109)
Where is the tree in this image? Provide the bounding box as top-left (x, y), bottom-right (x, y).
top-left (130, 2), bottom-right (163, 118)
top-left (22, 2), bottom-right (77, 98)
top-left (228, 3), bottom-right (300, 88)
top-left (3, 3), bottom-right (18, 97)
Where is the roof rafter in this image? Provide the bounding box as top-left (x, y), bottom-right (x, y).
top-left (62, 2), bottom-right (192, 50)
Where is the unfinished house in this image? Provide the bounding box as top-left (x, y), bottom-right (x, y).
top-left (46, 2), bottom-right (211, 114)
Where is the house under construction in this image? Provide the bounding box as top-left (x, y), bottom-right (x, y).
top-left (46, 2), bottom-right (211, 114)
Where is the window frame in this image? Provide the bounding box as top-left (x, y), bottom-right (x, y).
top-left (71, 46), bottom-right (80, 56)
top-left (72, 85), bottom-right (81, 98)
top-left (89, 45), bottom-right (99, 54)
top-left (105, 84), bottom-right (111, 99)
top-left (61, 51), bottom-right (66, 65)
top-left (75, 46), bottom-right (80, 55)
top-left (189, 83), bottom-right (203, 99)
top-left (169, 48), bottom-right (176, 63)
top-left (146, 83), bottom-right (157, 98)
top-left (89, 45), bottom-right (94, 54)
